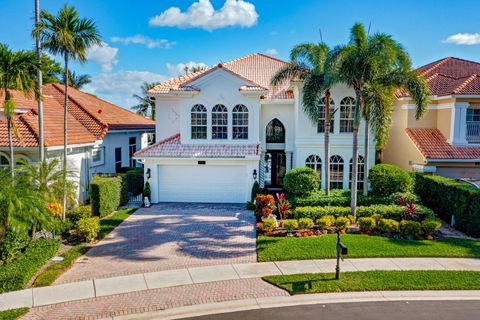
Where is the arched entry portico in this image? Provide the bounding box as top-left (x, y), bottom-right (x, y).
top-left (264, 118), bottom-right (286, 188)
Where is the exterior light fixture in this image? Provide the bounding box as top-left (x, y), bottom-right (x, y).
top-left (146, 168), bottom-right (151, 180)
top-left (253, 169), bottom-right (257, 180)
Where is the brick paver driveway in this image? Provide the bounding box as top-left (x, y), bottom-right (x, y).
top-left (55, 203), bottom-right (257, 284)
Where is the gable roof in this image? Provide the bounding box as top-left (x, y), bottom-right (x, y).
top-left (0, 84), bottom-right (154, 148)
top-left (149, 53), bottom-right (294, 99)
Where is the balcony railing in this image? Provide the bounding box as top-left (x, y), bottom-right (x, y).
top-left (466, 122), bottom-right (480, 143)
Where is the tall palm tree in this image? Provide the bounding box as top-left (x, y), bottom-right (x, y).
top-left (67, 70), bottom-right (91, 89)
top-left (328, 23), bottom-right (430, 220)
top-left (132, 82), bottom-right (160, 120)
top-left (36, 4), bottom-right (101, 219)
top-left (271, 43), bottom-right (336, 195)
top-left (0, 44), bottom-right (38, 176)
top-left (34, 0), bottom-right (44, 162)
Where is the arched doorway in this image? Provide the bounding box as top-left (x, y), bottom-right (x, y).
top-left (265, 118), bottom-right (286, 188)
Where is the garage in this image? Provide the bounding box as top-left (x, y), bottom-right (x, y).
top-left (157, 164), bottom-right (248, 203)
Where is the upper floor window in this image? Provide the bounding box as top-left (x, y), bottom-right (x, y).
top-left (212, 104), bottom-right (228, 140)
top-left (318, 97), bottom-right (335, 133)
top-left (0, 153), bottom-right (10, 169)
top-left (232, 104), bottom-right (248, 140)
top-left (330, 155), bottom-right (344, 189)
top-left (191, 104), bottom-right (207, 139)
top-left (129, 137), bottom-right (137, 167)
top-left (467, 108), bottom-right (480, 122)
top-left (349, 155), bottom-right (365, 190)
top-left (305, 155), bottom-right (322, 177)
top-left (266, 118), bottom-right (285, 143)
top-left (340, 97), bottom-right (355, 133)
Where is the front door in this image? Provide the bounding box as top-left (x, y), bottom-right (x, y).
top-left (265, 150), bottom-right (286, 188)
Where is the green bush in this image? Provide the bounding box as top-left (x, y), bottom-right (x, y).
top-left (143, 181), bottom-right (151, 201)
top-left (293, 206), bottom-right (351, 220)
top-left (284, 167), bottom-right (320, 197)
top-left (0, 229), bottom-right (29, 264)
top-left (125, 170), bottom-right (144, 196)
top-left (388, 192), bottom-right (420, 205)
top-left (377, 218), bottom-right (400, 234)
top-left (399, 220), bottom-right (422, 238)
top-left (76, 217), bottom-right (100, 242)
top-left (316, 215), bottom-right (335, 229)
top-left (283, 219), bottom-right (299, 231)
top-left (369, 164), bottom-right (414, 196)
top-left (291, 190), bottom-right (390, 207)
top-left (335, 216), bottom-right (351, 230)
top-left (0, 239), bottom-right (60, 293)
top-left (357, 217), bottom-right (376, 233)
top-left (422, 218), bottom-right (442, 236)
top-left (262, 219), bottom-right (276, 232)
top-left (415, 173), bottom-right (480, 238)
top-left (298, 218), bottom-right (314, 229)
top-left (68, 205), bottom-right (92, 224)
top-left (89, 176), bottom-right (123, 217)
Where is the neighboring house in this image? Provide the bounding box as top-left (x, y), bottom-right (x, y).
top-left (0, 83), bottom-right (155, 202)
top-left (135, 53), bottom-right (375, 203)
top-left (383, 57), bottom-right (480, 179)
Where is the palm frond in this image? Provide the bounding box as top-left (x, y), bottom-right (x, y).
top-left (270, 63), bottom-right (309, 86)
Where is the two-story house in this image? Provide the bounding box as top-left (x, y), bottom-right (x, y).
top-left (383, 57), bottom-right (480, 179)
top-left (135, 53), bottom-right (375, 203)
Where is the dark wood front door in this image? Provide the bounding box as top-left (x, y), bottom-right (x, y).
top-left (265, 150), bottom-right (286, 188)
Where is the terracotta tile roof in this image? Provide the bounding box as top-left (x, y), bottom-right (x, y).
top-left (149, 53), bottom-right (294, 99)
top-left (134, 133), bottom-right (261, 159)
top-left (406, 128), bottom-right (480, 159)
top-left (0, 84), bottom-right (155, 148)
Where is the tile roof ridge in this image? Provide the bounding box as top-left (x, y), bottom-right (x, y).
top-left (134, 133), bottom-right (180, 157)
top-left (453, 74), bottom-right (480, 94)
top-left (419, 57), bottom-right (451, 75)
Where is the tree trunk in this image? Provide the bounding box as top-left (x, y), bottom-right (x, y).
top-left (7, 119), bottom-right (14, 178)
top-left (62, 55), bottom-right (69, 220)
top-left (350, 91), bottom-right (362, 223)
top-left (363, 117), bottom-right (370, 196)
top-left (35, 0), bottom-right (44, 162)
top-left (324, 90), bottom-right (331, 195)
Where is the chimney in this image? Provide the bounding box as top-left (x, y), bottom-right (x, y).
top-left (184, 66), bottom-right (190, 75)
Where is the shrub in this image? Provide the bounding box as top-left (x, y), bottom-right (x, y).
top-left (389, 192), bottom-right (420, 205)
top-left (45, 202), bottom-right (63, 218)
top-left (422, 218), bottom-right (442, 236)
top-left (283, 219), bottom-right (299, 231)
top-left (377, 218), bottom-right (400, 234)
top-left (255, 194), bottom-right (275, 217)
top-left (399, 220), bottom-right (422, 238)
top-left (335, 216), bottom-right (351, 230)
top-left (262, 219), bottom-right (276, 232)
top-left (0, 229), bottom-right (29, 263)
top-left (0, 239), bottom-right (60, 293)
top-left (143, 181), bottom-right (151, 201)
top-left (316, 215), bottom-right (335, 229)
top-left (293, 206), bottom-right (351, 220)
top-left (415, 173), bottom-right (480, 237)
top-left (89, 176), bottom-right (123, 217)
top-left (298, 218), bottom-right (314, 229)
top-left (369, 164), bottom-right (414, 196)
top-left (283, 167), bottom-right (320, 197)
top-left (125, 170), bottom-right (144, 196)
top-left (357, 217), bottom-right (376, 233)
top-left (68, 205), bottom-right (92, 224)
top-left (76, 217), bottom-right (100, 242)
top-left (251, 181), bottom-right (261, 202)
top-left (291, 190), bottom-right (391, 207)
top-left (52, 218), bottom-right (74, 236)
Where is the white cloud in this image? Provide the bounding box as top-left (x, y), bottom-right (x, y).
top-left (83, 71), bottom-right (167, 109)
top-left (266, 49), bottom-right (278, 55)
top-left (166, 61), bottom-right (208, 76)
top-left (149, 0), bottom-right (258, 31)
top-left (443, 33), bottom-right (480, 45)
top-left (110, 34), bottom-right (175, 49)
top-left (86, 42), bottom-right (118, 72)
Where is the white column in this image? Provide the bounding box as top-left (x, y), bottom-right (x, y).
top-left (285, 151), bottom-right (293, 171)
top-left (259, 151), bottom-right (266, 188)
top-left (451, 102), bottom-right (469, 145)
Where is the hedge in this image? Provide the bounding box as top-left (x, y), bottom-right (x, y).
top-left (369, 164), bottom-right (414, 196)
top-left (284, 167), bottom-right (320, 196)
top-left (124, 169), bottom-right (144, 196)
top-left (291, 190), bottom-right (391, 207)
top-left (89, 176), bottom-right (125, 217)
top-left (415, 173), bottom-right (480, 237)
top-left (0, 239), bottom-right (60, 293)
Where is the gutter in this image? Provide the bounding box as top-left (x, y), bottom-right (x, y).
top-left (427, 158), bottom-right (480, 163)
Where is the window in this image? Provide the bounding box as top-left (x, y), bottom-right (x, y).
top-left (212, 104), bottom-right (228, 139)
top-left (305, 155), bottom-right (322, 177)
top-left (349, 155), bottom-right (365, 190)
top-left (339, 97), bottom-right (355, 133)
top-left (91, 148), bottom-right (105, 167)
top-left (330, 155), bottom-right (344, 189)
top-left (317, 97), bottom-right (335, 133)
top-left (191, 104), bottom-right (207, 139)
top-left (115, 147), bottom-right (122, 173)
top-left (0, 153), bottom-right (9, 169)
top-left (233, 104), bottom-right (248, 140)
top-left (266, 118), bottom-right (285, 143)
top-left (129, 137), bottom-right (137, 167)
top-left (467, 108), bottom-right (480, 122)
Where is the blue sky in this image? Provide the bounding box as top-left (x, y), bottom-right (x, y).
top-left (1, 0), bottom-right (480, 109)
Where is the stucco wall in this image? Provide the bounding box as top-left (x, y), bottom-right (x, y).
top-left (436, 108), bottom-right (452, 139)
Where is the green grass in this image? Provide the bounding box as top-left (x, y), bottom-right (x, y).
top-left (0, 308), bottom-right (29, 320)
top-left (263, 270), bottom-right (480, 294)
top-left (257, 234), bottom-right (480, 262)
top-left (33, 208), bottom-right (136, 287)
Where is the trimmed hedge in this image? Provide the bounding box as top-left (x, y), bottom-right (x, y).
top-left (284, 167), bottom-right (320, 196)
top-left (0, 239), bottom-right (60, 293)
top-left (291, 190), bottom-right (391, 207)
top-left (89, 176), bottom-right (124, 217)
top-left (124, 169), bottom-right (144, 196)
top-left (369, 164), bottom-right (414, 196)
top-left (415, 173), bottom-right (480, 237)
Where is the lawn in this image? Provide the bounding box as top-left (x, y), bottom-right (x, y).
top-left (257, 234), bottom-right (480, 261)
top-left (263, 270), bottom-right (480, 294)
top-left (0, 308), bottom-right (29, 320)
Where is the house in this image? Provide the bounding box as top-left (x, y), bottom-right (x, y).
top-left (135, 53), bottom-right (375, 203)
top-left (383, 57), bottom-right (480, 179)
top-left (0, 83), bottom-right (155, 202)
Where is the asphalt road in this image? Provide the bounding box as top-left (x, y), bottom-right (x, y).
top-left (184, 300), bottom-right (480, 320)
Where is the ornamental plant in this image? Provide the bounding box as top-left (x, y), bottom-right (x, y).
top-left (283, 219), bottom-right (299, 232)
top-left (335, 216), bottom-right (351, 231)
top-left (45, 202), bottom-right (63, 218)
top-left (298, 218), bottom-right (314, 229)
top-left (357, 217), bottom-right (376, 233)
top-left (422, 218), bottom-right (442, 237)
top-left (399, 220), bottom-right (422, 239)
top-left (261, 219), bottom-right (276, 232)
top-left (255, 194), bottom-right (276, 217)
top-left (276, 193), bottom-right (291, 220)
top-left (317, 215), bottom-right (335, 229)
top-left (283, 167), bottom-right (320, 196)
top-left (76, 217), bottom-right (100, 242)
top-left (377, 218), bottom-right (400, 234)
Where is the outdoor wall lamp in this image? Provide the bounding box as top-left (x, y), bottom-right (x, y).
top-left (146, 168), bottom-right (151, 180)
top-left (253, 169), bottom-right (257, 180)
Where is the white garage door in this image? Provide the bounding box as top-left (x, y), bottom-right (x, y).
top-left (157, 165), bottom-right (247, 203)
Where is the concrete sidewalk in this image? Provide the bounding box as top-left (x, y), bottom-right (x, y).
top-left (2, 257), bottom-right (480, 311)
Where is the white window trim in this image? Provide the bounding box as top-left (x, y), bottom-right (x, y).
top-left (90, 147), bottom-right (105, 167)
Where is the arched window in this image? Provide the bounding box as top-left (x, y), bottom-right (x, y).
top-left (340, 97), bottom-right (355, 133)
top-left (15, 154), bottom-right (31, 166)
top-left (305, 155), bottom-right (322, 177)
top-left (349, 156), bottom-right (365, 190)
top-left (317, 97), bottom-right (335, 133)
top-left (0, 153), bottom-right (10, 169)
top-left (212, 104), bottom-right (228, 140)
top-left (232, 104), bottom-right (248, 140)
top-left (266, 118), bottom-right (285, 143)
top-left (329, 155), bottom-right (344, 189)
top-left (191, 104), bottom-right (207, 139)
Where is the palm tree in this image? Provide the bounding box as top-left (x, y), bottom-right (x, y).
top-left (271, 43), bottom-right (336, 195)
top-left (67, 70), bottom-right (91, 89)
top-left (0, 44), bottom-right (38, 176)
top-left (328, 23), bottom-right (430, 220)
top-left (36, 4), bottom-right (101, 219)
top-left (34, 0), bottom-right (44, 162)
top-left (132, 82), bottom-right (160, 120)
